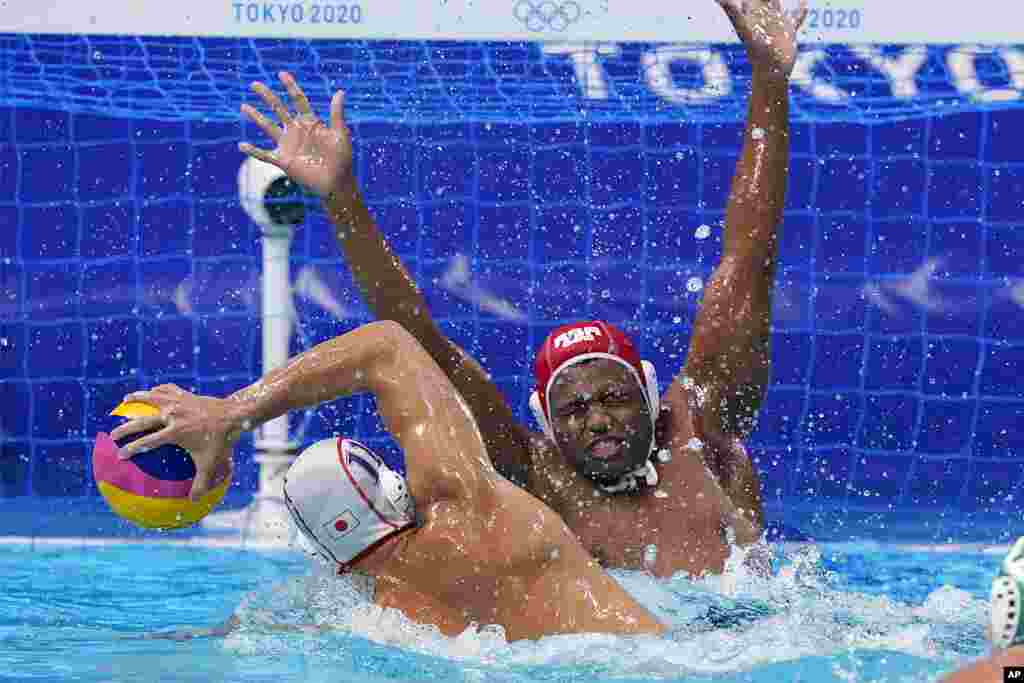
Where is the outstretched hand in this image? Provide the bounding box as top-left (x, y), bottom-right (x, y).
top-left (110, 384), bottom-right (241, 501)
top-left (239, 71), bottom-right (354, 197)
top-left (717, 0), bottom-right (808, 82)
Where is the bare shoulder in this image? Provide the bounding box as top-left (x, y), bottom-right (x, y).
top-left (401, 480), bottom-right (569, 576)
top-left (397, 498), bottom-right (490, 566)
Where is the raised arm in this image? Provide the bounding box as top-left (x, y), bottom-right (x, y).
top-left (323, 182), bottom-right (532, 487)
top-left (238, 71), bottom-right (532, 486)
top-left (232, 320), bottom-right (499, 505)
top-left (678, 0), bottom-right (806, 526)
top-left (114, 321), bottom-right (499, 506)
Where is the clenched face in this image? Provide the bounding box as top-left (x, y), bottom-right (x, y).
top-left (546, 359), bottom-right (653, 485)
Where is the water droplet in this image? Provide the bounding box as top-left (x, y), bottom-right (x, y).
top-left (751, 127), bottom-right (765, 140)
top-left (694, 224), bottom-right (712, 240)
top-left (686, 277), bottom-right (704, 293)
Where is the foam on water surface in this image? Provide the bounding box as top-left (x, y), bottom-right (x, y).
top-left (218, 541), bottom-right (989, 681)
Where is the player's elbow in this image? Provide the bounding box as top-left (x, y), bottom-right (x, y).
top-left (373, 319), bottom-right (414, 345)
top-left (372, 320), bottom-right (432, 364)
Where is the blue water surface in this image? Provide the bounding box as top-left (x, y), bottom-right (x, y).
top-left (0, 541), bottom-right (996, 683)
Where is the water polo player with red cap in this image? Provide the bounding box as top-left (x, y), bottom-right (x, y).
top-left (224, 0), bottom-right (806, 577)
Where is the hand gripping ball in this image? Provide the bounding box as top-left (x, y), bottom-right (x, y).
top-left (92, 401), bottom-right (231, 530)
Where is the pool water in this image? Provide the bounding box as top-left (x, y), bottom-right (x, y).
top-left (0, 541), bottom-right (996, 683)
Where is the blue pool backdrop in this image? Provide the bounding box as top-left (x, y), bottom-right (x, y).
top-left (1, 38), bottom-right (1023, 543)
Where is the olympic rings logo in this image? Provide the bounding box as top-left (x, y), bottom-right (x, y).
top-left (512, 0), bottom-right (582, 32)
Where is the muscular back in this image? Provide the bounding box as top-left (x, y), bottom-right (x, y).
top-left (374, 476), bottom-right (664, 641)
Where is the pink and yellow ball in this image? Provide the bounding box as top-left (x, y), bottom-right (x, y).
top-left (92, 401), bottom-right (231, 530)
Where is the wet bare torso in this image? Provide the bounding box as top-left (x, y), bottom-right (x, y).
top-left (370, 476), bottom-right (664, 641)
top-left (527, 382), bottom-right (738, 578)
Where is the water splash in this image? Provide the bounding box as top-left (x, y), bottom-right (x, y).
top-left (223, 542), bottom-right (989, 681)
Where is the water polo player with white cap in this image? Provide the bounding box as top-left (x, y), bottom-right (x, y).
top-left (283, 437), bottom-right (417, 575)
top-left (530, 320), bottom-right (669, 494)
top-left (119, 321), bottom-right (665, 640)
top-left (158, 319), bottom-right (662, 640)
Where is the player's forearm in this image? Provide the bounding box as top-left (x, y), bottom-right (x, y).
top-left (323, 181), bottom-right (473, 375)
top-left (724, 456), bottom-right (765, 539)
top-left (721, 73), bottom-right (791, 267)
top-left (226, 320), bottom-right (400, 431)
top-left (324, 181), bottom-right (437, 335)
top-left (682, 75), bottom-right (790, 435)
top-left (323, 178), bottom-right (530, 483)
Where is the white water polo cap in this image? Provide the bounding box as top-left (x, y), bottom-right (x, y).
top-left (991, 536), bottom-right (1024, 649)
top-left (283, 437), bottom-right (416, 571)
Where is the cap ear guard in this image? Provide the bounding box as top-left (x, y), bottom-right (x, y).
top-left (378, 465), bottom-right (415, 521)
top-left (641, 360), bottom-right (660, 418)
top-left (529, 391), bottom-right (555, 440)
top-left (991, 536), bottom-right (1024, 649)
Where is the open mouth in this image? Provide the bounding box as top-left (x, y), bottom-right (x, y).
top-left (587, 438), bottom-right (625, 460)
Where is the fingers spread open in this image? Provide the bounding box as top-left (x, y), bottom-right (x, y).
top-left (252, 81), bottom-right (293, 125)
top-left (241, 103), bottom-right (282, 143)
top-left (794, 0), bottom-right (809, 29)
top-left (238, 142), bottom-right (279, 166)
top-left (280, 71), bottom-right (313, 117)
top-left (715, 0), bottom-right (744, 31)
top-left (330, 90), bottom-right (346, 132)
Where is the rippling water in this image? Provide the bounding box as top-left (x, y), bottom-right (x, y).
top-left (0, 541), bottom-right (996, 682)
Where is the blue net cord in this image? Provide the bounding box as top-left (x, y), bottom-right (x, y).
top-left (2, 35), bottom-right (1024, 540)
top-left (2, 36), bottom-right (1024, 124)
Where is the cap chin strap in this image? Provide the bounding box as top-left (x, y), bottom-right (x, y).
top-left (992, 537), bottom-right (1024, 649)
top-left (595, 458), bottom-right (660, 494)
top-left (529, 357), bottom-right (665, 494)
